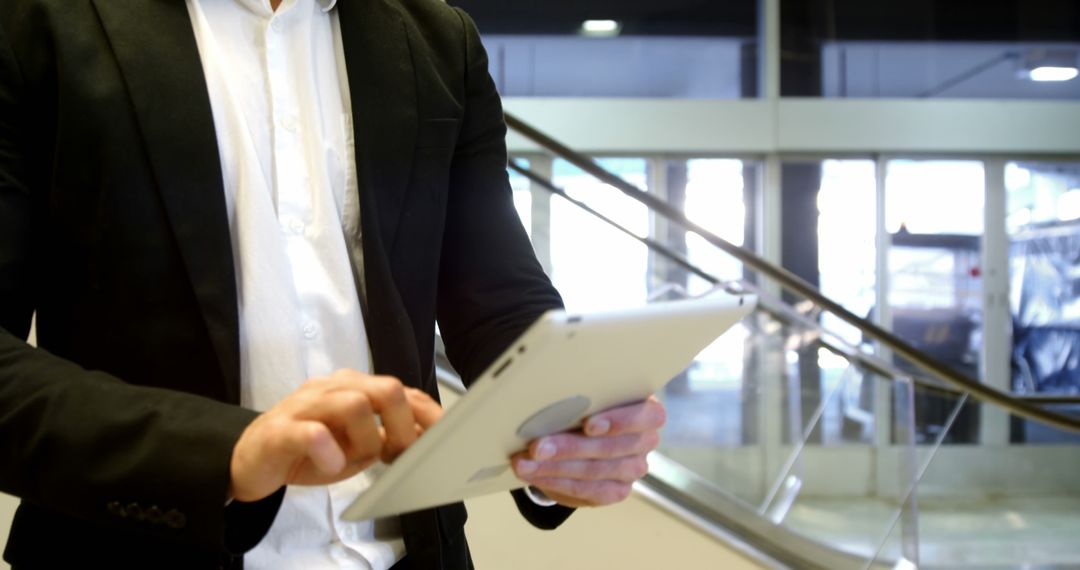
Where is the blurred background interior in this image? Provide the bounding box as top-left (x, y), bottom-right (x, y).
top-left (446, 0), bottom-right (1080, 567)
top-left (4, 0), bottom-right (1080, 568)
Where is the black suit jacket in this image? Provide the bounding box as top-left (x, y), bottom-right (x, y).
top-left (0, 0), bottom-right (572, 567)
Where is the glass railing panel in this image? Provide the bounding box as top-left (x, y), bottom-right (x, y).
top-left (772, 372), bottom-right (911, 566)
top-left (772, 374), bottom-right (994, 569)
top-left (869, 518), bottom-right (916, 570)
top-left (516, 162), bottom-right (839, 516)
top-left (652, 348), bottom-right (766, 509)
top-left (898, 402), bottom-right (1080, 568)
top-left (513, 160), bottom-right (773, 508)
top-left (501, 121), bottom-right (1080, 570)
top-left (545, 234), bottom-right (757, 507)
top-left (509, 153), bottom-right (898, 520)
top-left (655, 308), bottom-right (796, 511)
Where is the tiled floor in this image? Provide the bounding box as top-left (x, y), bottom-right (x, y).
top-left (785, 495), bottom-right (1080, 568)
top-left (656, 369), bottom-right (1080, 568)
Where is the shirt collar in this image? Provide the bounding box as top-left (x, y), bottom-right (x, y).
top-left (238, 0), bottom-right (337, 15)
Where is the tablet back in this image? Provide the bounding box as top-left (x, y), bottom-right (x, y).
top-left (343, 291), bottom-right (755, 520)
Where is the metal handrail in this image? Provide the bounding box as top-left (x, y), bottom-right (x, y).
top-left (511, 155), bottom-right (1080, 406)
top-left (504, 111), bottom-right (1080, 433)
top-left (434, 366), bottom-right (881, 569)
top-left (511, 157), bottom-right (1080, 407)
top-left (509, 159), bottom-right (915, 389)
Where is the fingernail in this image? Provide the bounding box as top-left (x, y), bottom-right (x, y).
top-left (516, 460), bottom-right (537, 475)
top-left (587, 418), bottom-right (611, 436)
top-left (535, 439), bottom-right (556, 460)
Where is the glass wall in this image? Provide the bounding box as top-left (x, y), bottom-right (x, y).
top-left (507, 155), bottom-right (761, 454)
top-left (682, 158), bottom-right (752, 293)
top-left (1006, 162), bottom-right (1080, 398)
top-left (885, 159), bottom-right (985, 444)
top-left (510, 153), bottom-right (1079, 449)
top-left (451, 0), bottom-right (759, 99)
top-left (782, 0), bottom-right (1080, 99)
top-left (459, 0), bottom-right (1080, 100)
top-left (821, 42), bottom-right (1080, 99)
top-left (815, 160), bottom-right (878, 445)
top-left (885, 160), bottom-right (984, 312)
top-left (653, 158), bottom-right (757, 452)
top-left (818, 160), bottom-right (878, 347)
top-left (548, 157), bottom-right (650, 312)
top-left (482, 36), bottom-right (748, 99)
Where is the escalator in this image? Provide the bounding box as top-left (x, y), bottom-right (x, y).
top-left (433, 113), bottom-right (1080, 569)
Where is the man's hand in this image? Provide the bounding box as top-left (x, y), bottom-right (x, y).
top-left (229, 369), bottom-right (443, 503)
top-left (510, 396), bottom-right (666, 507)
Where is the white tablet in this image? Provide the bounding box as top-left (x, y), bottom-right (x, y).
top-left (342, 291), bottom-right (756, 520)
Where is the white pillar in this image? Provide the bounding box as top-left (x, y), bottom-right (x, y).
top-left (528, 154), bottom-right (555, 275)
top-left (980, 158), bottom-right (1011, 446)
top-left (873, 155), bottom-right (894, 496)
top-left (757, 0), bottom-right (785, 502)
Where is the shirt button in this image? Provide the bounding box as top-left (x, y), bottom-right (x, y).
top-left (145, 505), bottom-right (164, 525)
top-left (164, 509), bottom-right (187, 530)
top-left (270, 18), bottom-right (284, 32)
top-left (126, 502), bottom-right (145, 522)
top-left (287, 218), bottom-right (305, 235)
top-left (302, 323), bottom-right (319, 340)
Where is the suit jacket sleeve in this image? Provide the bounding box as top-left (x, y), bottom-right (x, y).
top-left (435, 8), bottom-right (575, 531)
top-left (0, 13), bottom-right (279, 556)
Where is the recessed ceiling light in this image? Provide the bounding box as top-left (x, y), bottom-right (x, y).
top-left (581, 19), bottom-right (621, 37)
top-left (1020, 49), bottom-right (1079, 82)
top-left (1029, 66), bottom-right (1079, 82)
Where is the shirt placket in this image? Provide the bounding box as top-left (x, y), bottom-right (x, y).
top-left (265, 8), bottom-right (324, 356)
top-left (266, 13), bottom-right (307, 225)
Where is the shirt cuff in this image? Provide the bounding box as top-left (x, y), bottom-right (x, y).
top-left (523, 485), bottom-right (559, 507)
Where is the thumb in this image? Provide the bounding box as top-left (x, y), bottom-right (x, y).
top-left (405, 388), bottom-right (444, 429)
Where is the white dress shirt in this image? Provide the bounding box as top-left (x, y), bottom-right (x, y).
top-left (186, 0), bottom-right (404, 567)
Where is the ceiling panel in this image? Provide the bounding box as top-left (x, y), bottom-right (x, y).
top-left (450, 0), bottom-right (1080, 41)
top-left (448, 0), bottom-right (758, 37)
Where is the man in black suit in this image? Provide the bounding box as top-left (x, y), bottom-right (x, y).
top-left (0, 0), bottom-right (666, 568)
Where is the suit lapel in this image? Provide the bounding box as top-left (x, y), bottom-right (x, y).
top-left (337, 0), bottom-right (424, 390)
top-left (336, 4), bottom-right (439, 559)
top-left (338, 0), bottom-right (418, 255)
top-left (90, 0), bottom-right (422, 405)
top-left (93, 0), bottom-right (240, 402)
